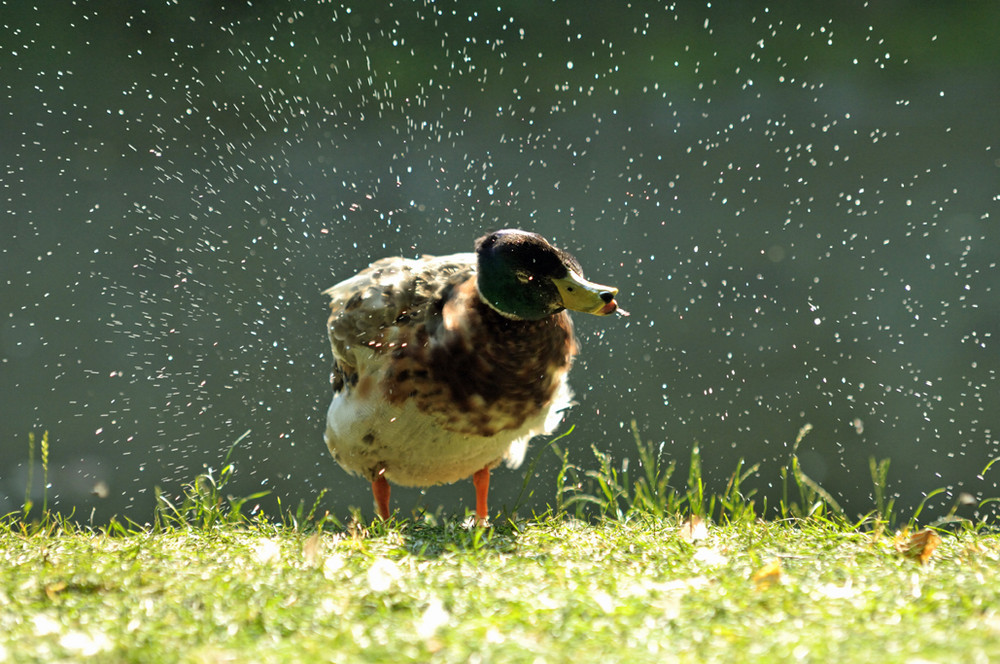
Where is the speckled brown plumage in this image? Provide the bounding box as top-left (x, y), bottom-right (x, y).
top-left (322, 230), bottom-right (623, 522)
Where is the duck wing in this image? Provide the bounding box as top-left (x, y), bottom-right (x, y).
top-left (324, 253), bottom-right (476, 372)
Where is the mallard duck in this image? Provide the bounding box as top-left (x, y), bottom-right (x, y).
top-left (323, 229), bottom-right (624, 523)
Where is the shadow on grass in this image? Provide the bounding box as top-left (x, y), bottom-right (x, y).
top-left (356, 509), bottom-right (524, 558)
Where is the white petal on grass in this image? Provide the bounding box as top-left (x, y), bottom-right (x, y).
top-left (658, 593), bottom-right (683, 621)
top-left (655, 577), bottom-right (711, 594)
top-left (692, 546), bottom-right (729, 567)
top-left (32, 613), bottom-right (61, 636)
top-left (678, 516), bottom-right (709, 542)
top-left (367, 557), bottom-right (402, 592)
top-left (323, 552), bottom-right (346, 579)
top-left (648, 577), bottom-right (708, 619)
top-left (253, 538), bottom-right (282, 564)
top-left (979, 610), bottom-right (1000, 634)
top-left (416, 597), bottom-right (450, 639)
top-left (814, 582), bottom-right (857, 600)
top-left (59, 630), bottom-right (113, 657)
top-left (592, 589), bottom-right (616, 614)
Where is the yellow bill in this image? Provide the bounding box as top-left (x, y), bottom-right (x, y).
top-left (553, 271), bottom-right (626, 316)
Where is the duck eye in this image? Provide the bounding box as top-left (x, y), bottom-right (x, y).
top-left (515, 270), bottom-right (533, 284)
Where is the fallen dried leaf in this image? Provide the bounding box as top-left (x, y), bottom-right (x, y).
top-left (901, 529), bottom-right (942, 565)
top-left (752, 560), bottom-right (782, 589)
top-left (303, 532), bottom-right (322, 566)
top-left (44, 581), bottom-right (68, 601)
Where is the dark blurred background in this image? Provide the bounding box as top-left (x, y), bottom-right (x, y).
top-left (3, 2), bottom-right (999, 523)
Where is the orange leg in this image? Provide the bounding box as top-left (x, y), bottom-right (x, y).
top-left (473, 466), bottom-right (490, 524)
top-left (372, 475), bottom-right (391, 520)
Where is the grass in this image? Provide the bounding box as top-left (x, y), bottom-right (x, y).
top-left (4, 428), bottom-right (1000, 663)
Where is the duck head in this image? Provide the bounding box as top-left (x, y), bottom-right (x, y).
top-left (475, 229), bottom-right (622, 321)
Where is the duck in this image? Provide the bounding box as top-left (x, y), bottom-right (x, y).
top-left (323, 229), bottom-right (625, 523)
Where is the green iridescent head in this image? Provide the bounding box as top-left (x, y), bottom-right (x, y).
top-left (474, 229), bottom-right (621, 321)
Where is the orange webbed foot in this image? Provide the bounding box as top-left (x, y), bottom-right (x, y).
top-left (372, 474), bottom-right (391, 521)
top-left (472, 466), bottom-right (490, 527)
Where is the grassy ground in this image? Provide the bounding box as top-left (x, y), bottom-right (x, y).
top-left (4, 429), bottom-right (999, 663)
top-left (2, 512), bottom-right (1000, 663)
